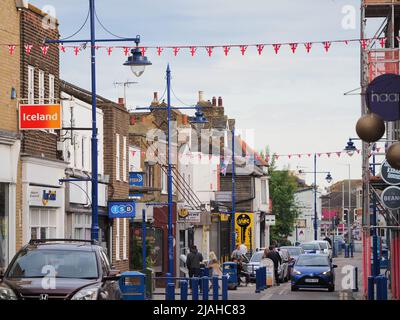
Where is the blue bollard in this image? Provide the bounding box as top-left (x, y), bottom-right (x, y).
top-left (222, 275), bottom-right (228, 301)
top-left (212, 276), bottom-right (219, 300)
top-left (380, 276), bottom-right (388, 300)
top-left (368, 276), bottom-right (375, 300)
top-left (192, 278), bottom-right (199, 300)
top-left (202, 276), bottom-right (209, 300)
top-left (166, 283), bottom-right (175, 300)
top-left (352, 267), bottom-right (359, 292)
top-left (260, 267), bottom-right (264, 290)
top-left (376, 276), bottom-right (382, 300)
top-left (166, 273), bottom-right (172, 284)
top-left (262, 267), bottom-right (267, 290)
top-left (180, 280), bottom-right (188, 300)
top-left (255, 269), bottom-right (261, 293)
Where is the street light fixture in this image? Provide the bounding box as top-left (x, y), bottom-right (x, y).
top-left (325, 173), bottom-right (333, 184)
top-left (123, 36), bottom-right (152, 77)
top-left (190, 106), bottom-right (208, 132)
top-left (344, 138), bottom-right (357, 156)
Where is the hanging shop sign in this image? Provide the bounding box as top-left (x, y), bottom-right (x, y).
top-left (235, 212), bottom-right (254, 250)
top-left (178, 209), bottom-right (200, 223)
top-left (108, 200), bottom-right (136, 218)
top-left (19, 104), bottom-right (62, 129)
top-left (380, 160), bottom-right (400, 185)
top-left (381, 186), bottom-right (400, 210)
top-left (365, 73), bottom-right (400, 121)
top-left (129, 172), bottom-right (144, 198)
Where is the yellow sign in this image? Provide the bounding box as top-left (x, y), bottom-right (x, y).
top-left (178, 208), bottom-right (189, 219)
top-left (235, 212), bottom-right (254, 250)
top-left (220, 213), bottom-right (229, 222)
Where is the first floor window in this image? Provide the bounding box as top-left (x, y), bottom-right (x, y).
top-left (30, 208), bottom-right (57, 240)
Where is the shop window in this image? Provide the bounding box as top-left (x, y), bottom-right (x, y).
top-left (0, 184), bottom-right (9, 271)
top-left (38, 70), bottom-right (45, 104)
top-left (30, 208), bottom-right (57, 240)
top-left (27, 65), bottom-right (34, 104)
top-left (72, 213), bottom-right (91, 240)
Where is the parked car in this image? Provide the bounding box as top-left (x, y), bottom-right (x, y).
top-left (312, 240), bottom-right (332, 261)
top-left (291, 254), bottom-right (337, 292)
top-left (0, 239), bottom-right (122, 300)
top-left (300, 242), bottom-right (322, 254)
top-left (280, 246), bottom-right (304, 274)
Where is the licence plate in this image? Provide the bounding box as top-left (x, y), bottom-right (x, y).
top-left (305, 278), bottom-right (319, 283)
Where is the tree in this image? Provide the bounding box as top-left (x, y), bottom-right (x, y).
top-left (266, 152), bottom-right (300, 245)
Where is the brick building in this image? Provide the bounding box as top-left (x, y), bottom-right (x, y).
top-left (0, 0), bottom-right (21, 272)
top-left (60, 81), bottom-right (131, 272)
top-left (18, 3), bottom-right (68, 247)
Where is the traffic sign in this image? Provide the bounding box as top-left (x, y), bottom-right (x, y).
top-left (108, 200), bottom-right (136, 218)
top-left (381, 186), bottom-right (400, 210)
top-left (380, 160), bottom-right (400, 185)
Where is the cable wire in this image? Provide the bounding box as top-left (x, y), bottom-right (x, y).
top-left (170, 86), bottom-right (195, 107)
top-left (94, 6), bottom-right (128, 39)
top-left (59, 7), bottom-right (90, 42)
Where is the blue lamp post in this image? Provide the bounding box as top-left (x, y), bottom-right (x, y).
top-left (45, 0), bottom-right (152, 241)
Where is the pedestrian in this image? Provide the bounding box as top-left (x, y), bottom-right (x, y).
top-left (266, 245), bottom-right (281, 286)
top-left (208, 251), bottom-right (222, 289)
top-left (186, 245), bottom-right (204, 289)
top-left (324, 236), bottom-right (332, 247)
top-left (231, 244), bottom-right (242, 261)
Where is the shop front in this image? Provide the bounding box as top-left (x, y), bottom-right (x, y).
top-left (21, 156), bottom-right (67, 244)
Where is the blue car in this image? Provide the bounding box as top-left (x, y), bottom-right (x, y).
top-left (291, 254), bottom-right (337, 292)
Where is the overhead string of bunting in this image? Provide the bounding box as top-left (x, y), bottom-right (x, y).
top-left (0, 36), bottom-right (395, 57)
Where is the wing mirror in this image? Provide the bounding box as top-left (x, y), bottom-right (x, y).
top-left (102, 269), bottom-right (120, 282)
top-left (332, 264), bottom-right (338, 268)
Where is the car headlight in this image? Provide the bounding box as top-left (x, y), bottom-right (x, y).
top-left (0, 282), bottom-right (17, 300)
top-left (322, 271), bottom-right (332, 276)
top-left (292, 269), bottom-right (301, 275)
top-left (71, 284), bottom-right (100, 300)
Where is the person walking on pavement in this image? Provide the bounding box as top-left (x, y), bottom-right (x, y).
top-left (208, 251), bottom-right (222, 289)
top-left (231, 244), bottom-right (242, 260)
top-left (265, 245), bottom-right (281, 286)
top-left (186, 245), bottom-right (203, 288)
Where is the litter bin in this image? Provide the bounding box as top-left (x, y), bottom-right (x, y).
top-left (119, 271), bottom-right (146, 300)
top-left (222, 262), bottom-right (237, 290)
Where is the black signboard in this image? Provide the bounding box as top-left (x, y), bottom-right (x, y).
top-left (381, 160), bottom-right (400, 185)
top-left (381, 186), bottom-right (400, 210)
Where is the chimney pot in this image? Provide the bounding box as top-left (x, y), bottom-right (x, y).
top-left (118, 97), bottom-right (125, 106)
top-left (198, 91), bottom-right (204, 102)
top-left (212, 96), bottom-right (217, 106)
top-left (218, 96), bottom-right (223, 107)
top-left (152, 92), bottom-right (159, 104)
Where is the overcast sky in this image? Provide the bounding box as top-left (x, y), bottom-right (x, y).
top-left (29, 0), bottom-right (386, 188)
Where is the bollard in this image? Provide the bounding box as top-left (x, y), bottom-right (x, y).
top-left (202, 276), bottom-right (209, 301)
top-left (262, 267), bottom-right (267, 290)
top-left (376, 276), bottom-right (382, 300)
top-left (255, 269), bottom-right (261, 293)
top-left (260, 267), bottom-right (265, 290)
top-left (352, 267), bottom-right (359, 292)
top-left (368, 276), bottom-right (375, 300)
top-left (222, 275), bottom-right (228, 301)
top-left (180, 280), bottom-right (188, 301)
top-left (166, 283), bottom-right (175, 300)
top-left (192, 278), bottom-right (199, 301)
top-left (166, 273), bottom-right (173, 284)
top-left (380, 276), bottom-right (388, 300)
top-left (212, 276), bottom-right (219, 300)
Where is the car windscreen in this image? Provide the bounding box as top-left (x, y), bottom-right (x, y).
top-left (7, 249), bottom-right (98, 279)
top-left (250, 252), bottom-right (264, 263)
top-left (300, 243), bottom-right (320, 250)
top-left (296, 255), bottom-right (329, 267)
top-left (286, 248), bottom-right (302, 256)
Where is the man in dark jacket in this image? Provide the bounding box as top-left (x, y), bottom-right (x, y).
top-left (266, 246), bottom-right (281, 286)
top-left (186, 245), bottom-right (203, 287)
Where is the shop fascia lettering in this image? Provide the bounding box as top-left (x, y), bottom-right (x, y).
top-left (22, 113), bottom-right (58, 121)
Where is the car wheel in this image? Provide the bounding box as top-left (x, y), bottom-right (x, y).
top-left (328, 285), bottom-right (335, 292)
top-left (291, 285), bottom-right (298, 292)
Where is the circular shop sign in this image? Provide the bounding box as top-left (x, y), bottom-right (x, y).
top-left (380, 160), bottom-right (400, 185)
top-left (381, 186), bottom-right (400, 209)
top-left (365, 73), bottom-right (400, 121)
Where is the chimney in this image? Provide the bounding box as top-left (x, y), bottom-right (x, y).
top-left (212, 96), bottom-right (217, 106)
top-left (218, 96), bottom-right (223, 107)
top-left (118, 97), bottom-right (125, 106)
top-left (130, 115), bottom-right (136, 125)
top-left (198, 91), bottom-right (205, 102)
top-left (152, 92), bottom-right (159, 105)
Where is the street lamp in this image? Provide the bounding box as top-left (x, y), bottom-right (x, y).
top-left (344, 138), bottom-right (357, 157)
top-left (123, 36), bottom-right (152, 77)
top-left (45, 0), bottom-right (152, 242)
top-left (190, 107), bottom-right (208, 132)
